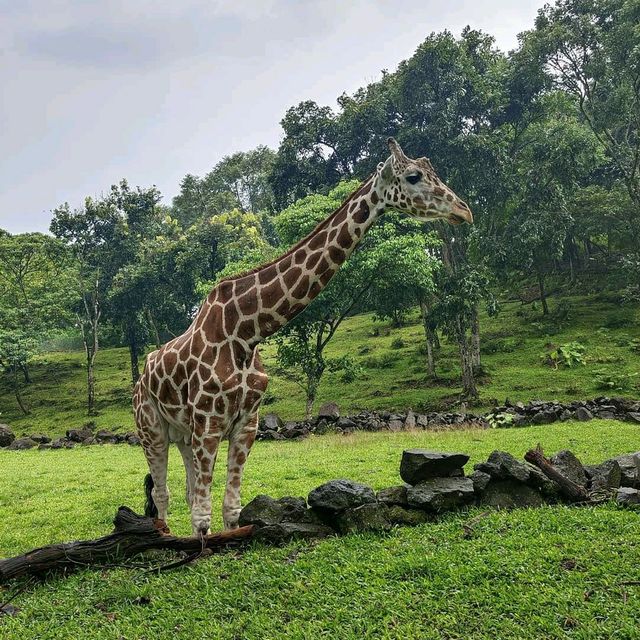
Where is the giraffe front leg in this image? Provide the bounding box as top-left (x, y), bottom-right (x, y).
top-left (190, 415), bottom-right (223, 537)
top-left (223, 413), bottom-right (258, 530)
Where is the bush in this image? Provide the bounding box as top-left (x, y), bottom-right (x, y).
top-left (390, 337), bottom-right (405, 349)
top-left (363, 353), bottom-right (397, 369)
top-left (541, 342), bottom-right (587, 368)
top-left (593, 369), bottom-right (639, 392)
top-left (482, 338), bottom-right (519, 354)
top-left (487, 412), bottom-right (515, 429)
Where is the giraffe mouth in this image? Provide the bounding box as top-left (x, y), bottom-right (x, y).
top-left (448, 205), bottom-right (473, 225)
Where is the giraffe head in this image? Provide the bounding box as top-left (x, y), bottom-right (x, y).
top-left (375, 138), bottom-right (473, 225)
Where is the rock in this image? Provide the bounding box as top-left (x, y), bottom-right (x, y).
top-left (259, 431), bottom-right (286, 441)
top-left (308, 479), bottom-right (376, 512)
top-left (125, 433), bottom-right (141, 446)
top-left (400, 449), bottom-right (470, 485)
top-left (254, 522), bottom-right (335, 544)
top-left (559, 409), bottom-right (573, 422)
top-left (585, 459), bottom-right (621, 491)
top-left (475, 451), bottom-right (530, 483)
top-left (337, 417), bottom-right (356, 431)
top-left (376, 485), bottom-right (409, 507)
top-left (416, 414), bottom-right (429, 428)
top-left (385, 505), bottom-right (431, 526)
top-left (239, 495), bottom-right (312, 527)
top-left (616, 487), bottom-right (640, 506)
top-left (28, 433), bottom-right (51, 444)
top-left (407, 477), bottom-right (475, 511)
top-left (261, 413), bottom-right (283, 432)
top-left (531, 410), bottom-right (556, 425)
top-left (38, 442), bottom-right (53, 450)
top-left (50, 438), bottom-right (66, 449)
top-left (95, 429), bottom-right (118, 443)
top-left (66, 427), bottom-right (93, 443)
top-left (334, 503), bottom-right (392, 534)
top-left (388, 419), bottom-right (404, 432)
top-left (549, 450), bottom-right (587, 487)
top-left (314, 419), bottom-right (336, 436)
top-left (626, 412), bottom-right (640, 424)
top-left (479, 480), bottom-right (545, 509)
top-left (0, 424), bottom-right (15, 448)
top-left (470, 470), bottom-right (491, 494)
top-left (6, 437), bottom-right (38, 451)
top-left (612, 453), bottom-right (640, 487)
top-left (404, 411), bottom-right (416, 430)
top-left (318, 402), bottom-right (340, 421)
top-left (575, 407), bottom-right (593, 421)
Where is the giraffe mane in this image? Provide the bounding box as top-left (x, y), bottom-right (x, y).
top-left (217, 172), bottom-right (376, 284)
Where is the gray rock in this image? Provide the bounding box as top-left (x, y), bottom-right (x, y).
top-left (254, 522), bottom-right (335, 544)
top-left (586, 459), bottom-right (621, 491)
top-left (404, 410), bottom-right (416, 429)
top-left (559, 409), bottom-right (573, 422)
top-left (475, 451), bottom-right (530, 483)
top-left (239, 495), bottom-right (310, 527)
top-left (66, 427), bottom-right (93, 443)
top-left (125, 433), bottom-right (141, 446)
top-left (612, 453), bottom-right (640, 487)
top-left (38, 442), bottom-right (53, 450)
top-left (470, 470), bottom-right (491, 493)
top-left (318, 402), bottom-right (340, 421)
top-left (400, 449), bottom-right (470, 485)
top-left (479, 480), bottom-right (545, 509)
top-left (388, 419), bottom-right (404, 432)
top-left (259, 431), bottom-right (286, 441)
top-left (95, 429), bottom-right (118, 443)
top-left (531, 410), bottom-right (556, 425)
top-left (550, 450), bottom-right (587, 487)
top-left (407, 477), bottom-right (475, 511)
top-left (334, 503), bottom-right (392, 534)
top-left (261, 413), bottom-right (283, 431)
top-left (28, 433), bottom-right (51, 444)
top-left (337, 417), bottom-right (356, 431)
top-left (626, 412), bottom-right (640, 424)
top-left (0, 424), bottom-right (15, 448)
top-left (385, 505), bottom-right (431, 526)
top-left (308, 479), bottom-right (376, 512)
top-left (416, 414), bottom-right (429, 428)
top-left (7, 437), bottom-right (37, 451)
top-left (616, 487), bottom-right (640, 506)
top-left (575, 407), bottom-right (593, 421)
top-left (376, 485), bottom-right (409, 507)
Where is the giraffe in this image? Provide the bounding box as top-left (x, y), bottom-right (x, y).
top-left (133, 138), bottom-right (473, 536)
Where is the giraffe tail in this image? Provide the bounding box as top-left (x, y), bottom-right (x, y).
top-left (144, 473), bottom-right (158, 519)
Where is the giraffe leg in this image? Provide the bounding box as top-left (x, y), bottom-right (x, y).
top-left (176, 437), bottom-right (195, 509)
top-left (135, 398), bottom-right (171, 523)
top-left (223, 413), bottom-right (258, 530)
top-left (190, 415), bottom-right (223, 537)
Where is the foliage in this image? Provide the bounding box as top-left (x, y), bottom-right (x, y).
top-left (593, 368), bottom-right (639, 392)
top-left (542, 341), bottom-right (588, 368)
top-left (486, 412), bottom-right (515, 429)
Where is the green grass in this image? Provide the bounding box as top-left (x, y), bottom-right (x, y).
top-left (2, 421), bottom-right (640, 639)
top-left (1, 294), bottom-right (639, 438)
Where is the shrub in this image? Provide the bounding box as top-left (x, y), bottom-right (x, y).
top-left (487, 412), bottom-right (515, 429)
top-left (390, 337), bottom-right (405, 349)
top-left (593, 369), bottom-right (639, 392)
top-left (363, 353), bottom-right (397, 369)
top-left (542, 342), bottom-right (587, 368)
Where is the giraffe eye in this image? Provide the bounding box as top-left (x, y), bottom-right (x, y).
top-left (405, 172), bottom-right (422, 185)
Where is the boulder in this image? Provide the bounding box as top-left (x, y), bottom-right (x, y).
top-left (549, 450), bottom-right (587, 487)
top-left (616, 487), bottom-right (640, 506)
top-left (125, 433), bottom-right (141, 446)
top-left (0, 424), bottom-right (15, 448)
top-left (626, 413), bottom-right (640, 424)
top-left (66, 427), bottom-right (93, 443)
top-left (575, 407), bottom-right (593, 421)
top-left (479, 480), bottom-right (545, 509)
top-left (28, 434), bottom-right (51, 444)
top-left (385, 505), bottom-right (431, 526)
top-left (7, 437), bottom-right (37, 451)
top-left (318, 402), bottom-right (340, 421)
top-left (400, 449), bottom-right (469, 485)
top-left (407, 477), bottom-right (474, 511)
top-left (404, 411), bottom-right (416, 430)
top-left (585, 459), bottom-right (621, 491)
top-left (416, 414), bottom-right (430, 429)
top-left (254, 522), bottom-right (335, 544)
top-left (376, 485), bottom-right (409, 507)
top-left (337, 418), bottom-right (357, 432)
top-left (308, 479), bottom-right (376, 512)
top-left (239, 495), bottom-right (311, 527)
top-left (612, 453), bottom-right (640, 488)
top-left (475, 451), bottom-right (530, 484)
top-left (470, 470), bottom-right (491, 494)
top-left (531, 410), bottom-right (557, 425)
top-left (261, 413), bottom-right (283, 432)
top-left (334, 503), bottom-right (392, 534)
top-left (388, 419), bottom-right (404, 432)
top-left (95, 429), bottom-right (118, 443)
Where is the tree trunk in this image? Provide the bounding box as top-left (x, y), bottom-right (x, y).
top-left (20, 362), bottom-right (32, 384)
top-left (87, 351), bottom-right (97, 416)
top-left (146, 307), bottom-right (162, 349)
top-left (470, 306), bottom-right (481, 371)
top-left (13, 367), bottom-right (29, 415)
top-left (420, 301), bottom-right (437, 377)
top-left (456, 316), bottom-right (478, 399)
top-left (127, 321), bottom-right (140, 385)
top-left (536, 270), bottom-right (549, 316)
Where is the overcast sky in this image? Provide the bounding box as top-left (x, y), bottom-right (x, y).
top-left (1, 0), bottom-right (546, 234)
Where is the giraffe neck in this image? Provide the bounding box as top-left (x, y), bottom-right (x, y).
top-left (216, 174), bottom-right (385, 346)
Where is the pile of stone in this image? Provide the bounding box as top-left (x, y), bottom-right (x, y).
top-left (0, 423), bottom-right (140, 451)
top-left (236, 447), bottom-right (640, 544)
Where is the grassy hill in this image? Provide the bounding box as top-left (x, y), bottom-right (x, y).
top-left (1, 293), bottom-right (639, 437)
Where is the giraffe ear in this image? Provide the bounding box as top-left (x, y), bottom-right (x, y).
top-left (377, 157), bottom-right (394, 183)
top-left (387, 137), bottom-right (409, 164)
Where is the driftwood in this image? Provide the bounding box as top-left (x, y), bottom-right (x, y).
top-left (524, 445), bottom-right (589, 502)
top-left (0, 507), bottom-right (255, 584)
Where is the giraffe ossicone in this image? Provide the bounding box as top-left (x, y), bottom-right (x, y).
top-left (133, 138), bottom-right (473, 536)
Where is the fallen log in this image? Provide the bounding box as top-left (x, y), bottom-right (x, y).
top-left (524, 445), bottom-right (589, 502)
top-left (0, 506), bottom-right (255, 584)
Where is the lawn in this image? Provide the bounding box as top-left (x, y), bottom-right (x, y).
top-left (1, 294), bottom-right (639, 439)
top-left (1, 420), bottom-right (640, 639)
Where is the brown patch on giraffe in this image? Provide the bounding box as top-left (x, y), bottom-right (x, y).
top-left (309, 281), bottom-right (322, 298)
top-left (278, 255), bottom-right (292, 272)
top-left (413, 197), bottom-right (425, 207)
top-left (319, 271), bottom-right (333, 286)
top-left (236, 451), bottom-right (247, 465)
top-left (308, 231), bottom-right (327, 250)
top-left (231, 340), bottom-right (247, 367)
top-left (159, 379), bottom-right (179, 405)
top-left (331, 207), bottom-right (349, 227)
top-left (447, 194), bottom-right (454, 202)
top-left (234, 276), bottom-right (255, 297)
top-left (231, 477), bottom-right (241, 489)
top-left (371, 190), bottom-right (379, 204)
top-left (433, 186), bottom-right (445, 197)
top-left (275, 299), bottom-right (291, 317)
top-left (292, 276), bottom-right (310, 299)
top-left (336, 224), bottom-right (353, 249)
top-left (247, 372), bottom-right (268, 391)
top-left (198, 362), bottom-right (211, 381)
top-left (359, 181), bottom-right (371, 195)
top-left (262, 277), bottom-right (284, 304)
top-left (204, 306), bottom-right (225, 343)
top-left (316, 256), bottom-right (330, 273)
top-left (289, 303), bottom-right (305, 317)
top-left (328, 246), bottom-right (346, 265)
top-left (258, 265), bottom-right (277, 285)
top-left (237, 318), bottom-right (256, 341)
top-left (198, 394), bottom-right (214, 413)
top-left (328, 228), bottom-right (338, 242)
top-left (202, 376), bottom-right (221, 395)
top-left (214, 396), bottom-right (226, 414)
top-left (223, 303), bottom-right (240, 334)
top-left (218, 342), bottom-right (232, 370)
top-left (282, 266), bottom-right (303, 288)
top-left (305, 252), bottom-right (321, 270)
top-left (353, 201), bottom-right (370, 224)
top-left (237, 290), bottom-right (258, 316)
top-left (215, 280), bottom-right (234, 304)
